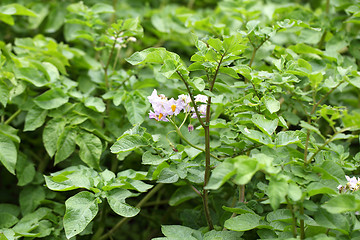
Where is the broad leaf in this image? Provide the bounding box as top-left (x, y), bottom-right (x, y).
top-left (55, 127), bottom-right (76, 165)
top-left (106, 189), bottom-right (140, 217)
top-left (224, 213), bottom-right (262, 231)
top-left (0, 134), bottom-right (17, 174)
top-left (110, 134), bottom-right (148, 154)
top-left (24, 106), bottom-right (47, 131)
top-left (63, 191), bottom-right (99, 239)
top-left (43, 118), bottom-right (66, 157)
top-left (75, 131), bottom-right (102, 170)
top-left (34, 88), bottom-right (69, 110)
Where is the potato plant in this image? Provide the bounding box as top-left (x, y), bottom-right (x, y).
top-left (1, 0), bottom-right (360, 239)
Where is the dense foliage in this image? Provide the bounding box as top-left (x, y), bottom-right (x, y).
top-left (1, 0), bottom-right (360, 239)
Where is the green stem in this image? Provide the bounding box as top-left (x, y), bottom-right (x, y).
top-left (4, 109), bottom-right (21, 125)
top-left (300, 203), bottom-right (305, 239)
top-left (99, 184), bottom-right (164, 240)
top-left (169, 120), bottom-right (219, 160)
top-left (176, 71), bottom-right (205, 128)
top-left (91, 202), bottom-right (108, 240)
top-left (307, 128), bottom-right (350, 163)
top-left (304, 80), bottom-right (345, 165)
top-left (286, 197), bottom-right (297, 238)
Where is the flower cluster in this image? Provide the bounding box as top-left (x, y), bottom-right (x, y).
top-left (337, 175), bottom-right (360, 192)
top-left (147, 89), bottom-right (207, 122)
top-left (110, 32), bottom-right (137, 49)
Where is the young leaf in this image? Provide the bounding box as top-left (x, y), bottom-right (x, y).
top-left (24, 106), bottom-right (47, 132)
top-left (263, 95), bottom-right (280, 114)
top-left (0, 80), bottom-right (9, 107)
top-left (268, 175), bottom-right (288, 210)
top-left (54, 127), bottom-right (76, 165)
top-left (0, 134), bottom-right (17, 174)
top-left (34, 88), bottom-right (69, 110)
top-left (322, 194), bottom-right (360, 214)
top-left (110, 134), bottom-right (148, 154)
top-left (160, 225), bottom-right (201, 240)
top-left (15, 153), bottom-right (35, 186)
top-left (224, 213), bottom-right (262, 231)
top-left (43, 118), bottom-right (66, 157)
top-left (251, 114), bottom-right (278, 136)
top-left (106, 189), bottom-right (140, 217)
top-left (84, 97), bottom-right (106, 113)
top-left (124, 93), bottom-right (147, 125)
top-left (75, 131), bottom-right (102, 170)
top-left (14, 67), bottom-right (47, 87)
top-left (142, 151), bottom-right (168, 165)
top-left (169, 186), bottom-right (199, 206)
top-left (63, 191), bottom-right (99, 239)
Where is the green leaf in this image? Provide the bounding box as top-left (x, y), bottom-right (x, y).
top-left (19, 185), bottom-right (45, 215)
top-left (124, 93), bottom-right (147, 125)
top-left (314, 209), bottom-right (349, 234)
top-left (239, 126), bottom-right (273, 146)
top-left (75, 131), bottom-right (102, 170)
top-left (161, 225), bottom-right (201, 240)
top-left (307, 182), bottom-right (337, 197)
top-left (0, 134), bottom-right (17, 174)
top-left (90, 3), bottom-right (114, 13)
top-left (169, 185), bottom-right (199, 206)
top-left (34, 88), bottom-right (69, 110)
top-left (0, 124), bottom-right (20, 143)
top-left (0, 80), bottom-right (9, 107)
top-left (268, 175), bottom-right (288, 210)
top-left (190, 77), bottom-right (206, 92)
top-left (126, 48), bottom-right (181, 65)
top-left (203, 230), bottom-right (244, 240)
top-left (142, 151), bottom-right (168, 165)
top-left (309, 72), bottom-right (323, 89)
top-left (157, 168), bottom-right (179, 183)
top-left (63, 191), bottom-right (98, 239)
top-left (251, 114), bottom-right (278, 136)
top-left (12, 208), bottom-right (50, 236)
top-left (322, 194), bottom-right (360, 214)
top-left (0, 213), bottom-right (18, 228)
top-left (14, 67), bottom-right (47, 87)
top-left (275, 131), bottom-right (300, 146)
top-left (206, 159), bottom-right (236, 190)
top-left (233, 156), bottom-right (261, 185)
top-left (263, 95), bottom-right (280, 114)
top-left (84, 97), bottom-right (105, 112)
top-left (15, 153), bottom-right (35, 186)
top-left (110, 134), bottom-right (148, 154)
top-left (55, 127), bottom-right (76, 165)
top-left (45, 166), bottom-right (95, 191)
top-left (224, 213), bottom-right (262, 231)
top-left (287, 182), bottom-right (302, 202)
top-left (106, 189), bottom-right (140, 217)
top-left (208, 38), bottom-right (223, 52)
top-left (43, 118), bottom-right (66, 157)
top-left (0, 4), bottom-right (37, 17)
top-left (24, 106), bottom-right (47, 131)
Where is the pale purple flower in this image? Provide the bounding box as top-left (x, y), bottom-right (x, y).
top-left (195, 94), bottom-right (207, 103)
top-left (191, 104), bottom-right (207, 118)
top-left (164, 98), bottom-right (181, 116)
top-left (177, 94), bottom-right (191, 112)
top-left (148, 90), bottom-right (170, 122)
top-left (338, 175), bottom-right (360, 192)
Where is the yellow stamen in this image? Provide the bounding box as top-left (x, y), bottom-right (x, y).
top-left (171, 105), bottom-right (176, 112)
top-left (158, 113), bottom-right (163, 120)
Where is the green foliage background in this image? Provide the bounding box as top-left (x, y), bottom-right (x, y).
top-left (0, 0), bottom-right (360, 239)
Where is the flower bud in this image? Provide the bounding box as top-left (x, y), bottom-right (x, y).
top-left (188, 124), bottom-right (194, 132)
